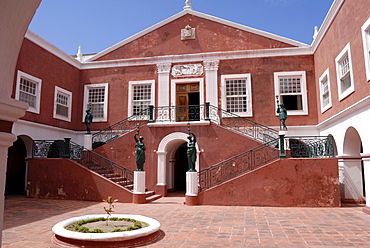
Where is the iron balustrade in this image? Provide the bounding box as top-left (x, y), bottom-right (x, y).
top-left (152, 105), bottom-right (205, 122)
top-left (198, 135), bottom-right (336, 192)
top-left (32, 140), bottom-right (134, 187)
top-left (207, 105), bottom-right (279, 144)
top-left (198, 138), bottom-right (280, 192)
top-left (33, 140), bottom-right (65, 158)
top-left (75, 145), bottom-right (134, 187)
top-left (91, 108), bottom-right (150, 149)
top-left (89, 103), bottom-right (279, 149)
top-left (287, 136), bottom-right (335, 158)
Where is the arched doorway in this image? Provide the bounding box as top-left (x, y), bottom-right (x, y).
top-left (156, 132), bottom-right (200, 196)
top-left (6, 137), bottom-right (27, 195)
top-left (174, 142), bottom-right (188, 191)
top-left (340, 127), bottom-right (365, 204)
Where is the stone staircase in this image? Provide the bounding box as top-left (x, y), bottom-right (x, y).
top-left (88, 163), bottom-right (162, 203)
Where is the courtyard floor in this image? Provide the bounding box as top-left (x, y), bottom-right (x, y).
top-left (2, 193), bottom-right (370, 247)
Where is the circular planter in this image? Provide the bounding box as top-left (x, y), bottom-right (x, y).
top-left (52, 214), bottom-right (161, 247)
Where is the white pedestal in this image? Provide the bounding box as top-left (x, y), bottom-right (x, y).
top-left (134, 171), bottom-right (146, 194)
top-left (186, 172), bottom-right (198, 196)
top-left (84, 134), bottom-right (92, 150)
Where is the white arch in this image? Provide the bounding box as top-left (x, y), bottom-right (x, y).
top-left (156, 132), bottom-right (200, 191)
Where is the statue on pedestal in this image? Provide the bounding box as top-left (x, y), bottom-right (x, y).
top-left (277, 103), bottom-right (288, 131)
top-left (134, 127), bottom-right (146, 171)
top-left (84, 109), bottom-right (93, 134)
top-left (187, 125), bottom-right (197, 172)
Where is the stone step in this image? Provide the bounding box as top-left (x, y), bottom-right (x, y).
top-left (146, 194), bottom-right (162, 203)
top-left (145, 191), bottom-right (155, 197)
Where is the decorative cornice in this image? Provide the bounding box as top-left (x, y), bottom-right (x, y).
top-left (203, 60), bottom-right (219, 70)
top-left (81, 47), bottom-right (312, 70)
top-left (156, 63), bottom-right (171, 73)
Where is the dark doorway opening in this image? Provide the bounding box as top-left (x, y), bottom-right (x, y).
top-left (188, 92), bottom-right (200, 121)
top-left (174, 143), bottom-right (188, 191)
top-left (6, 137), bottom-right (27, 195)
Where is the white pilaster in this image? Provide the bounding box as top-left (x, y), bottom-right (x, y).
top-left (157, 63), bottom-right (171, 108)
top-left (156, 151), bottom-right (167, 187)
top-left (204, 60), bottom-right (219, 107)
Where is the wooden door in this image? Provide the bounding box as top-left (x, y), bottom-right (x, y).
top-left (175, 83), bottom-right (199, 122)
top-left (176, 93), bottom-right (188, 122)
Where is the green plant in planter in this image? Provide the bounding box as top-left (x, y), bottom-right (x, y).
top-left (103, 196), bottom-right (118, 226)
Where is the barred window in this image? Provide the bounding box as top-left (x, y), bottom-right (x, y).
top-left (88, 88), bottom-right (105, 118)
top-left (274, 71), bottom-right (307, 115)
top-left (278, 76), bottom-right (303, 111)
top-left (54, 86), bottom-right (72, 121)
top-left (56, 93), bottom-right (69, 117)
top-left (15, 71), bottom-right (42, 114)
top-left (335, 44), bottom-right (354, 100)
top-left (361, 18), bottom-right (370, 81)
top-left (321, 78), bottom-right (330, 107)
top-left (226, 79), bottom-right (247, 113)
top-left (83, 83), bottom-right (108, 122)
top-left (132, 84), bottom-right (152, 115)
top-left (19, 78), bottom-right (37, 108)
top-left (221, 74), bottom-right (252, 117)
top-left (319, 69), bottom-right (332, 113)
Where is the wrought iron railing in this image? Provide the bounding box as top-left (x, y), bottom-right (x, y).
top-left (198, 138), bottom-right (280, 192)
top-left (207, 105), bottom-right (279, 144)
top-left (287, 136), bottom-right (335, 158)
top-left (32, 140), bottom-right (134, 187)
top-left (152, 104), bottom-right (206, 122)
top-left (91, 108), bottom-right (150, 149)
top-left (75, 145), bottom-right (134, 186)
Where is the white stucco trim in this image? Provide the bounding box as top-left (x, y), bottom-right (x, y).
top-left (25, 30), bottom-right (81, 68)
top-left (170, 78), bottom-right (204, 106)
top-left (156, 132), bottom-right (200, 189)
top-left (81, 47), bottom-right (312, 70)
top-left (311, 0), bottom-right (345, 51)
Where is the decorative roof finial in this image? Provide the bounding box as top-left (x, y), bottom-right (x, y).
top-left (184, 0), bottom-right (192, 10)
top-left (312, 26), bottom-right (319, 40)
top-left (76, 46), bottom-right (83, 62)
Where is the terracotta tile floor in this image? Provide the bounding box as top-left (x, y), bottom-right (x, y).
top-left (2, 194), bottom-right (370, 247)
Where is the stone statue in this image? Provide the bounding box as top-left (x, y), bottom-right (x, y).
top-left (84, 109), bottom-right (93, 134)
top-left (134, 132), bottom-right (146, 171)
top-left (277, 103), bottom-right (288, 130)
top-left (187, 129), bottom-right (197, 172)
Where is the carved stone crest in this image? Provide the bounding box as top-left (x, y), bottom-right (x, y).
top-left (171, 64), bottom-right (203, 77)
top-left (181, 25), bottom-right (195, 40)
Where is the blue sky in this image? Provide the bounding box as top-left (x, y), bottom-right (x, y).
top-left (29, 0), bottom-right (334, 55)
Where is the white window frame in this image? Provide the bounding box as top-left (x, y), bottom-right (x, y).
top-left (128, 80), bottom-right (155, 117)
top-left (335, 43), bottom-right (354, 101)
top-left (318, 69), bottom-right (332, 113)
top-left (274, 71), bottom-right (308, 116)
top-left (361, 17), bottom-right (370, 81)
top-left (221, 74), bottom-right (253, 117)
top-left (53, 86), bottom-right (72, 122)
top-left (15, 70), bottom-right (42, 114)
top-left (83, 83), bottom-right (108, 122)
